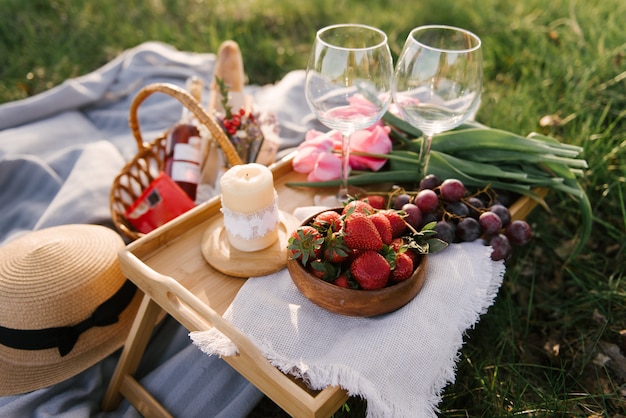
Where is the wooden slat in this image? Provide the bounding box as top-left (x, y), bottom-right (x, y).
top-left (101, 294), bottom-right (163, 411)
top-left (120, 375), bottom-right (173, 418)
top-left (509, 188), bottom-right (548, 221)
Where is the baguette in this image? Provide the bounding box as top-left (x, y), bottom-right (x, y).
top-left (208, 40), bottom-right (249, 113)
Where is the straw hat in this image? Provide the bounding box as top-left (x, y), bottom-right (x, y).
top-left (0, 224), bottom-right (141, 396)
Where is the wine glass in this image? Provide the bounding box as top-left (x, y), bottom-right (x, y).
top-left (393, 25), bottom-right (483, 177)
top-left (305, 23), bottom-right (393, 204)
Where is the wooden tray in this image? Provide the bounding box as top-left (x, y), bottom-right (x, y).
top-left (116, 154), bottom-right (542, 417)
top-left (200, 210), bottom-right (301, 278)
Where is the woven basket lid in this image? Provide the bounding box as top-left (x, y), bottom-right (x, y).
top-left (0, 224), bottom-right (141, 396)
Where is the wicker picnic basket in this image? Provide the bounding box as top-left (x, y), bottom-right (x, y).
top-left (110, 82), bottom-right (243, 241)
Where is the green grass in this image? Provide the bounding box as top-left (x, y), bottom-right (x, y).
top-left (2, 0), bottom-right (625, 416)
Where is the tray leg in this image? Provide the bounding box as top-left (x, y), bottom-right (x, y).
top-left (101, 292), bottom-right (163, 411)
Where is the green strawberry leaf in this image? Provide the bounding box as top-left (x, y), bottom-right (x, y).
top-left (427, 238), bottom-right (449, 254)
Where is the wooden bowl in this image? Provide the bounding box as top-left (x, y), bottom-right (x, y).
top-left (286, 209), bottom-right (429, 317)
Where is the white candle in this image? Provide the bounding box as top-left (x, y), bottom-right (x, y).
top-left (220, 163), bottom-right (280, 252)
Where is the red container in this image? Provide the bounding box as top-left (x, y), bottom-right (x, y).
top-left (125, 172), bottom-right (196, 234)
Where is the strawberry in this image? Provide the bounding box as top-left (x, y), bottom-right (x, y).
top-left (342, 212), bottom-right (383, 251)
top-left (342, 200), bottom-right (375, 216)
top-left (347, 248), bottom-right (364, 263)
top-left (380, 210), bottom-right (407, 238)
top-left (390, 237), bottom-right (406, 252)
top-left (308, 259), bottom-right (338, 282)
top-left (287, 226), bottom-right (324, 266)
top-left (312, 210), bottom-right (342, 232)
top-left (350, 250), bottom-right (390, 290)
top-left (360, 195), bottom-right (386, 210)
top-left (391, 252), bottom-right (414, 282)
top-left (308, 261), bottom-right (327, 279)
top-left (323, 232), bottom-right (349, 263)
top-left (333, 274), bottom-right (351, 288)
top-left (369, 212), bottom-right (393, 245)
top-left (405, 248), bottom-right (421, 266)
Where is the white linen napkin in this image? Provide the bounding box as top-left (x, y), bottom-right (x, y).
top-left (190, 207), bottom-right (505, 418)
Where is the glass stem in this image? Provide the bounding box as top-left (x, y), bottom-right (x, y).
top-left (420, 134), bottom-right (433, 178)
top-left (338, 132), bottom-right (352, 203)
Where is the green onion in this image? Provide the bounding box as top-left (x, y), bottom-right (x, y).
top-left (287, 111), bottom-right (591, 257)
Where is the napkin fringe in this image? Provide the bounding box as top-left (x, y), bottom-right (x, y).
top-left (190, 329), bottom-right (403, 417)
top-left (190, 329), bottom-right (238, 356)
top-left (192, 329), bottom-right (461, 418)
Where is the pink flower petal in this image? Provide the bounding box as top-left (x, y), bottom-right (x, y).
top-left (292, 149), bottom-right (318, 173)
top-left (293, 131), bottom-right (337, 173)
top-left (349, 125), bottom-right (392, 171)
top-left (308, 152), bottom-right (343, 182)
top-left (348, 94), bottom-right (379, 115)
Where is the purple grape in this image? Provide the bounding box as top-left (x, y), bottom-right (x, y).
top-left (440, 179), bottom-right (466, 202)
top-left (489, 234), bottom-right (512, 261)
top-left (494, 191), bottom-right (513, 207)
top-left (393, 193), bottom-right (411, 210)
top-left (489, 204), bottom-right (511, 227)
top-left (456, 217), bottom-right (482, 242)
top-left (419, 174), bottom-right (442, 190)
top-left (465, 196), bottom-right (485, 219)
top-left (446, 201), bottom-right (470, 219)
top-left (420, 212), bottom-right (438, 228)
top-left (433, 205), bottom-right (444, 220)
top-left (479, 211), bottom-right (503, 236)
top-left (434, 221), bottom-right (456, 244)
top-left (415, 189), bottom-right (439, 214)
top-left (505, 220), bottom-right (533, 245)
top-left (402, 203), bottom-right (422, 229)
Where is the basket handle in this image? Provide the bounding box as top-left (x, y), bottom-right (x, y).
top-left (128, 83), bottom-right (243, 167)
